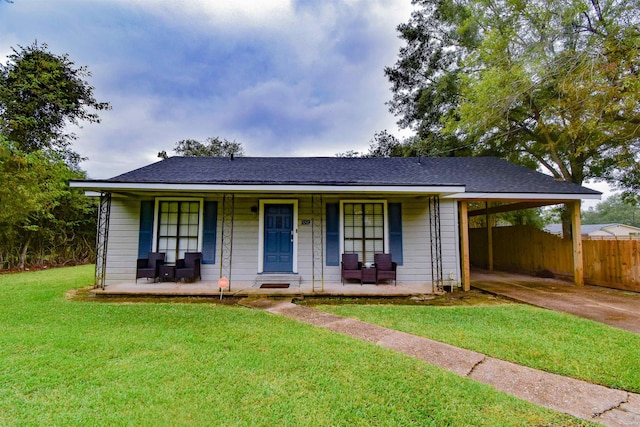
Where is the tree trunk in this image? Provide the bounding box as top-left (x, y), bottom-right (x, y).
top-left (561, 206), bottom-right (573, 240)
top-left (18, 237), bottom-right (30, 270)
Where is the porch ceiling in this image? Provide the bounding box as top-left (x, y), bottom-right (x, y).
top-left (467, 200), bottom-right (566, 217)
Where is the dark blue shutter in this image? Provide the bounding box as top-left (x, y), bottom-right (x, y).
top-left (138, 200), bottom-right (154, 259)
top-left (202, 201), bottom-right (218, 264)
top-left (326, 203), bottom-right (340, 266)
top-left (388, 203), bottom-right (403, 265)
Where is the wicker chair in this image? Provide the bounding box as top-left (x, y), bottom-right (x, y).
top-left (374, 253), bottom-right (397, 286)
top-left (136, 252), bottom-right (166, 282)
top-left (341, 253), bottom-right (362, 285)
top-left (175, 252), bottom-right (202, 282)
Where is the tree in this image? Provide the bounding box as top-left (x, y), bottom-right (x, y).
top-left (385, 0), bottom-right (475, 158)
top-left (158, 137), bottom-right (245, 158)
top-left (335, 150), bottom-right (363, 158)
top-left (338, 129), bottom-right (469, 159)
top-left (582, 194), bottom-right (640, 226)
top-left (0, 43), bottom-right (107, 269)
top-left (0, 42), bottom-right (110, 159)
top-left (386, 0), bottom-right (640, 193)
top-left (0, 137), bottom-right (95, 268)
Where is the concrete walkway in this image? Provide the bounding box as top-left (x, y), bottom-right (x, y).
top-left (472, 270), bottom-right (640, 334)
top-left (240, 298), bottom-right (640, 427)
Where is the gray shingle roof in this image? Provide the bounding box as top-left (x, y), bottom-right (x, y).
top-left (105, 156), bottom-right (600, 195)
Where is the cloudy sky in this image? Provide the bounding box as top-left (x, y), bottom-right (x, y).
top-left (1, 0), bottom-right (417, 179)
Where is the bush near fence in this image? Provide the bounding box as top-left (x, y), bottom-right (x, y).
top-left (470, 225), bottom-right (640, 292)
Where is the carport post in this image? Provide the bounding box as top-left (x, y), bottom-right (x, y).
top-left (570, 200), bottom-right (584, 286)
top-left (486, 202), bottom-right (494, 272)
top-left (460, 201), bottom-right (471, 291)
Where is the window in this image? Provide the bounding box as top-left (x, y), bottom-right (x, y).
top-left (156, 200), bottom-right (201, 263)
top-left (343, 202), bottom-right (385, 264)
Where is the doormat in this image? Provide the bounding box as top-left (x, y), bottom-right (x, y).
top-left (260, 283), bottom-right (290, 289)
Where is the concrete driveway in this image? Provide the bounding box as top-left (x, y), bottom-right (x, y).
top-left (472, 270), bottom-right (640, 334)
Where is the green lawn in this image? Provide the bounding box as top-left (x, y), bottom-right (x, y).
top-left (317, 302), bottom-right (640, 393)
top-left (0, 266), bottom-right (592, 426)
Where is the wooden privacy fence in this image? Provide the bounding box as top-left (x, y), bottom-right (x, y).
top-left (470, 225), bottom-right (640, 292)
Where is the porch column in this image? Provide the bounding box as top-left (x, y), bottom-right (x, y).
top-left (95, 192), bottom-right (111, 289)
top-left (220, 194), bottom-right (235, 289)
top-left (570, 200), bottom-right (584, 286)
top-left (460, 201), bottom-right (471, 291)
top-left (486, 202), bottom-right (494, 272)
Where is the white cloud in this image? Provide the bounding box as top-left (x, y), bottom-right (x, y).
top-left (112, 0), bottom-right (295, 31)
top-left (2, 0), bottom-right (417, 178)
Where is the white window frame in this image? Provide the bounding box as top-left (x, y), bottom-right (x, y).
top-left (258, 199), bottom-right (299, 274)
top-left (152, 197), bottom-right (204, 262)
top-left (339, 200), bottom-right (389, 263)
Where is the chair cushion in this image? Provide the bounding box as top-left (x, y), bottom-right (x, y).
top-left (342, 254), bottom-right (360, 270)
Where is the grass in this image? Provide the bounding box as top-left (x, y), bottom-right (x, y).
top-left (0, 266), bottom-right (592, 426)
top-left (316, 301), bottom-right (640, 393)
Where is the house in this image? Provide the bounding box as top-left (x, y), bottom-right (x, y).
top-left (545, 223), bottom-right (640, 238)
top-left (70, 156), bottom-right (600, 292)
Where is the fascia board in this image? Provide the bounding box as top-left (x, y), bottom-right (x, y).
top-left (70, 181), bottom-right (466, 195)
top-left (444, 192), bottom-right (601, 200)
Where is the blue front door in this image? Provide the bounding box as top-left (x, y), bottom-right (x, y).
top-left (264, 204), bottom-right (293, 272)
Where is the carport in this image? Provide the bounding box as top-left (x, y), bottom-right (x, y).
top-left (455, 198), bottom-right (597, 291)
top-left (472, 269), bottom-right (640, 334)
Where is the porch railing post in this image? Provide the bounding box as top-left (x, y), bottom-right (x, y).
top-left (429, 196), bottom-right (444, 292)
top-left (220, 194), bottom-right (235, 290)
top-left (311, 194), bottom-right (324, 292)
top-left (95, 192), bottom-right (111, 289)
top-left (460, 201), bottom-right (471, 291)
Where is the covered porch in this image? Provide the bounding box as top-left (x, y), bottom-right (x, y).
top-left (92, 190), bottom-right (461, 293)
top-left (90, 279), bottom-right (441, 298)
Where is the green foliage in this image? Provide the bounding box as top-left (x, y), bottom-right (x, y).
top-left (159, 136), bottom-right (244, 158)
top-left (0, 43), bottom-right (107, 268)
top-left (0, 266), bottom-right (586, 426)
top-left (387, 0), bottom-right (640, 193)
top-left (365, 130), bottom-right (402, 157)
top-left (338, 130), bottom-right (468, 158)
top-left (0, 138), bottom-right (96, 268)
top-left (468, 201), bottom-right (546, 229)
top-left (582, 194), bottom-right (640, 226)
top-left (334, 149), bottom-right (362, 158)
top-left (0, 42), bottom-right (110, 157)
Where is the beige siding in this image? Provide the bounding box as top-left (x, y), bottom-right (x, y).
top-left (227, 197), bottom-right (259, 283)
top-left (318, 196), bottom-right (461, 286)
top-left (295, 197), bottom-right (314, 282)
top-left (226, 196), bottom-right (315, 285)
top-left (397, 197), bottom-right (430, 284)
top-left (104, 193), bottom-right (462, 288)
top-left (440, 199), bottom-right (462, 285)
top-left (105, 197), bottom-right (141, 285)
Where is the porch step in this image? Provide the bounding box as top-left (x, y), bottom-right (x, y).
top-left (254, 274), bottom-right (301, 288)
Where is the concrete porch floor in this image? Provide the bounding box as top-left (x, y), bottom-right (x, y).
top-left (91, 279), bottom-right (447, 298)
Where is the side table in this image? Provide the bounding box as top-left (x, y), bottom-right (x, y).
top-left (158, 265), bottom-right (176, 282)
top-left (361, 267), bottom-right (377, 284)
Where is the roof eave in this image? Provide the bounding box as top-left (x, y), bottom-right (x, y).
top-left (69, 181), bottom-right (466, 195)
top-left (444, 192), bottom-right (601, 201)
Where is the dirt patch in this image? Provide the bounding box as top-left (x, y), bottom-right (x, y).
top-left (296, 289), bottom-right (512, 307)
top-left (67, 287), bottom-right (243, 305)
top-left (65, 286), bottom-right (511, 308)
